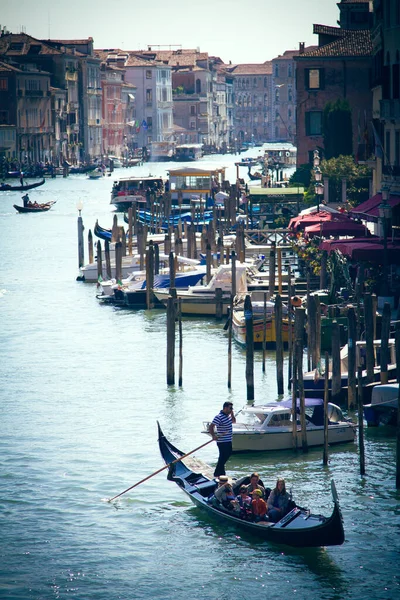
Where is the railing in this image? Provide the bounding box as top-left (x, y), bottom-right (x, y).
top-left (244, 228), bottom-right (293, 246)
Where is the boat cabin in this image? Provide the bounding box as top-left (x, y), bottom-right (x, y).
top-left (110, 176), bottom-right (165, 208)
top-left (238, 400), bottom-right (345, 431)
top-left (174, 144), bottom-right (203, 161)
top-left (168, 167), bottom-right (225, 210)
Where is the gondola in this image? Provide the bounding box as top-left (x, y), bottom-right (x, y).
top-left (247, 168), bottom-right (262, 181)
top-left (0, 178), bottom-right (45, 191)
top-left (69, 165), bottom-right (96, 174)
top-left (158, 423), bottom-right (345, 547)
top-left (94, 220), bottom-right (112, 241)
top-left (13, 201), bottom-right (56, 213)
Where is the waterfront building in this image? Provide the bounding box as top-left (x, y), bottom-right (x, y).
top-left (45, 38), bottom-right (102, 162)
top-left (294, 0), bottom-right (373, 166)
top-left (135, 48), bottom-right (227, 150)
top-left (224, 62), bottom-right (273, 144)
top-left (271, 50), bottom-right (300, 143)
top-left (0, 61), bottom-right (19, 160)
top-left (123, 53), bottom-right (174, 152)
top-left (370, 0), bottom-right (400, 196)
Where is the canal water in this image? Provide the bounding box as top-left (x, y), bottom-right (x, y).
top-left (0, 150), bottom-right (398, 600)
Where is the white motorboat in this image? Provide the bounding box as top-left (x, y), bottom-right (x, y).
top-left (153, 263), bottom-right (250, 316)
top-left (203, 398), bottom-right (355, 453)
top-left (363, 383), bottom-right (399, 426)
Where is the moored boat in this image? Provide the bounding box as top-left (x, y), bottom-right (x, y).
top-left (153, 263), bottom-right (249, 316)
top-left (203, 398), bottom-right (355, 453)
top-left (363, 383), bottom-right (399, 426)
top-left (303, 338), bottom-right (397, 396)
top-left (232, 293), bottom-right (291, 348)
top-left (158, 423), bottom-right (345, 547)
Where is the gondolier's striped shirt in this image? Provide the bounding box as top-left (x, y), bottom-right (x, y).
top-left (212, 410), bottom-right (233, 443)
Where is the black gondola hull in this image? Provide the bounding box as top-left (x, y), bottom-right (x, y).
top-left (158, 423), bottom-right (345, 548)
top-left (0, 178), bottom-right (45, 191)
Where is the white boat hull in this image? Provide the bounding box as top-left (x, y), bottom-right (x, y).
top-left (231, 424), bottom-right (355, 452)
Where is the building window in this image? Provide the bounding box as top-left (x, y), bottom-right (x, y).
top-left (288, 87), bottom-right (293, 102)
top-left (305, 68), bottom-right (325, 90)
top-left (146, 70), bottom-right (152, 79)
top-left (146, 89), bottom-right (152, 105)
top-left (305, 111), bottom-right (322, 135)
top-left (190, 105), bottom-right (196, 115)
top-left (147, 116), bottom-right (152, 131)
top-left (275, 64), bottom-right (279, 77)
top-left (288, 64), bottom-right (292, 78)
top-left (190, 120), bottom-right (196, 129)
top-left (264, 77), bottom-right (267, 88)
top-left (0, 78), bottom-right (8, 91)
top-left (0, 110), bottom-right (9, 124)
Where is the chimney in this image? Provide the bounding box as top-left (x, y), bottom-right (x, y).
top-left (299, 42), bottom-right (305, 54)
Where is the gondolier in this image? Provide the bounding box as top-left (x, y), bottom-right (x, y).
top-left (208, 402), bottom-right (236, 478)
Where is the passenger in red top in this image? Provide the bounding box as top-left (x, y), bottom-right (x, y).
top-left (251, 489), bottom-right (268, 522)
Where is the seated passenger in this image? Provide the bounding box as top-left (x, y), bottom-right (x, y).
top-left (236, 485), bottom-right (252, 520)
top-left (251, 489), bottom-right (268, 522)
top-left (267, 478), bottom-right (290, 523)
top-left (246, 472), bottom-right (266, 498)
top-left (214, 480), bottom-right (236, 510)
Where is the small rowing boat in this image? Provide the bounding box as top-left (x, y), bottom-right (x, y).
top-left (13, 201), bottom-right (56, 213)
top-left (158, 423), bottom-right (345, 547)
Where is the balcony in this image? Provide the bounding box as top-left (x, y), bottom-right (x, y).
top-left (380, 99), bottom-right (400, 121)
top-left (25, 89), bottom-right (44, 97)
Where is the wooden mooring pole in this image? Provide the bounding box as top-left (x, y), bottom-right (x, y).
top-left (331, 321), bottom-right (341, 405)
top-left (296, 308), bottom-right (308, 453)
top-left (77, 210), bottom-right (84, 268)
top-left (105, 239), bottom-right (111, 280)
top-left (146, 241), bottom-right (154, 310)
top-left (357, 365), bottom-right (366, 475)
top-left (275, 293), bottom-right (284, 395)
top-left (347, 306), bottom-right (357, 410)
top-left (96, 241), bottom-right (103, 282)
top-left (178, 299), bottom-right (183, 387)
top-left (166, 296), bottom-right (175, 386)
top-left (323, 351), bottom-right (329, 466)
top-left (228, 295), bottom-right (233, 390)
top-left (88, 229), bottom-right (93, 264)
top-left (380, 302), bottom-right (391, 384)
top-left (244, 294), bottom-right (254, 401)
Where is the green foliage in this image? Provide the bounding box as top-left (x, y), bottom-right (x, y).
top-left (321, 155), bottom-right (371, 206)
top-left (323, 99), bottom-right (353, 159)
top-left (289, 163), bottom-right (312, 188)
top-left (172, 86), bottom-right (184, 95)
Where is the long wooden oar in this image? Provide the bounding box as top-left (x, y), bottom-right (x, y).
top-left (107, 438), bottom-right (214, 502)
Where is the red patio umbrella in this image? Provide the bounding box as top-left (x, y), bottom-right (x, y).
top-left (289, 211), bottom-right (350, 232)
top-left (304, 220), bottom-right (369, 238)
